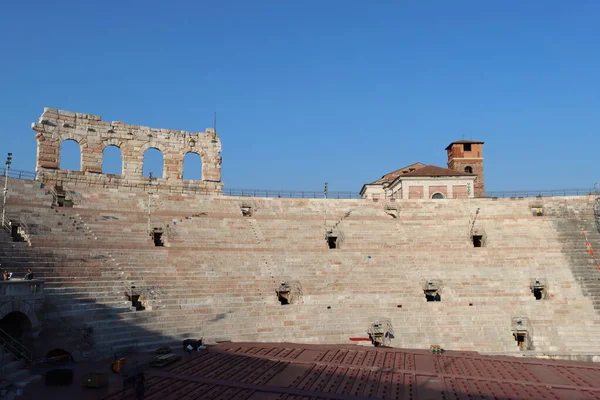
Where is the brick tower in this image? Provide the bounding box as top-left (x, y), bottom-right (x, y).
top-left (446, 140), bottom-right (485, 197)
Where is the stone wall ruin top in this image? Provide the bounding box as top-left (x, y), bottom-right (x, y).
top-left (32, 107), bottom-right (223, 193)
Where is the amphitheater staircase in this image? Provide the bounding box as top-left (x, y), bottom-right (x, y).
top-left (246, 218), bottom-right (280, 301)
top-left (547, 203), bottom-right (600, 311)
top-left (0, 328), bottom-right (39, 398)
top-left (0, 207), bottom-right (145, 355)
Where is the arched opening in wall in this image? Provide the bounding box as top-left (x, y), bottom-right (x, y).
top-left (142, 148), bottom-right (164, 178)
top-left (44, 348), bottom-right (73, 365)
top-left (59, 140), bottom-right (81, 171)
top-left (102, 145), bottom-right (123, 175)
top-left (464, 166), bottom-right (473, 174)
top-left (431, 193), bottom-right (445, 199)
top-left (183, 152), bottom-right (202, 180)
top-left (0, 311), bottom-right (33, 351)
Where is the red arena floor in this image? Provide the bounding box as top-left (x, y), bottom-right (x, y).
top-left (95, 342), bottom-right (600, 400)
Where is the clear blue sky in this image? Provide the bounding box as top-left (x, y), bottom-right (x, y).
top-left (1, 1), bottom-right (599, 192)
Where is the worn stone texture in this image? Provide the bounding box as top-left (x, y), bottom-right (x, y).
top-left (32, 107), bottom-right (223, 193)
top-left (4, 176), bottom-right (600, 358)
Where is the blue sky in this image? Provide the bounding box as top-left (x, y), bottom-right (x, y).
top-left (1, 1), bottom-right (598, 192)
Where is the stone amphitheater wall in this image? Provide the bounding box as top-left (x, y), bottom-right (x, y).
top-left (3, 177), bottom-right (600, 355)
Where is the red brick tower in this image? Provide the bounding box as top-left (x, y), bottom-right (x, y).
top-left (446, 140), bottom-right (485, 197)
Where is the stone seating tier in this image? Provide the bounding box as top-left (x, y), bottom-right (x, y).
top-left (1, 178), bottom-right (600, 356)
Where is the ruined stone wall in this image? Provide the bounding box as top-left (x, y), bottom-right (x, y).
top-left (32, 107), bottom-right (223, 193)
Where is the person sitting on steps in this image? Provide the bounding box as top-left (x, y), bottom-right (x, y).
top-left (23, 268), bottom-right (34, 280)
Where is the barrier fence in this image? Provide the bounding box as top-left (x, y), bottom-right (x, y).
top-left (3, 168), bottom-right (598, 200)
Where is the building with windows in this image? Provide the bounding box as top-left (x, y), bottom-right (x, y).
top-left (360, 140), bottom-right (484, 199)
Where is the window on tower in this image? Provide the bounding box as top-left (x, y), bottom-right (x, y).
top-left (464, 166), bottom-right (473, 174)
top-left (463, 143), bottom-right (472, 152)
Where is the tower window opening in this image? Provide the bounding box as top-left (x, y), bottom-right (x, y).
top-left (463, 143), bottom-right (472, 152)
top-left (464, 166), bottom-right (473, 174)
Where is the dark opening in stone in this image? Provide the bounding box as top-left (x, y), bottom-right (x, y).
top-left (472, 235), bottom-right (483, 247)
top-left (278, 294), bottom-right (289, 305)
top-left (152, 231), bottom-right (164, 247)
top-left (10, 223), bottom-right (24, 242)
top-left (425, 292), bottom-right (441, 302)
top-left (327, 236), bottom-right (338, 249)
top-left (533, 288), bottom-right (543, 300)
top-left (515, 333), bottom-right (527, 350)
top-left (129, 294), bottom-right (145, 311)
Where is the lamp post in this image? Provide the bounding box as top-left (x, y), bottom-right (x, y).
top-left (2, 153), bottom-right (12, 228)
top-left (324, 182), bottom-right (328, 199)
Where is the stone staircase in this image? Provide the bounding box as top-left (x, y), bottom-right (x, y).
top-left (547, 202), bottom-right (600, 311)
top-left (0, 329), bottom-right (38, 398)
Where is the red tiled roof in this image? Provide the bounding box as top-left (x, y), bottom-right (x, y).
top-left (381, 162), bottom-right (427, 183)
top-left (400, 165), bottom-right (474, 178)
top-left (104, 342), bottom-right (600, 400)
top-left (365, 163), bottom-right (428, 186)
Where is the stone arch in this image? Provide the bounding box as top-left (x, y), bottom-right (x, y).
top-left (44, 348), bottom-right (74, 363)
top-left (431, 192), bottom-right (445, 199)
top-left (102, 139), bottom-right (124, 175)
top-left (102, 138), bottom-right (123, 149)
top-left (183, 151), bottom-right (203, 181)
top-left (0, 300), bottom-right (41, 330)
top-left (59, 139), bottom-right (82, 171)
top-left (140, 142), bottom-right (168, 179)
top-left (464, 166), bottom-right (473, 174)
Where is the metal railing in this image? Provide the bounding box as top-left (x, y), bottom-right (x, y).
top-left (3, 168), bottom-right (36, 180)
top-left (0, 327), bottom-right (32, 369)
top-left (484, 188), bottom-right (597, 198)
top-left (223, 188), bottom-right (359, 198)
top-left (3, 168), bottom-right (597, 200)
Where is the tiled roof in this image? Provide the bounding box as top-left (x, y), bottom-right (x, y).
top-left (104, 342), bottom-right (600, 399)
top-left (400, 164), bottom-right (474, 178)
top-left (366, 162), bottom-right (427, 186)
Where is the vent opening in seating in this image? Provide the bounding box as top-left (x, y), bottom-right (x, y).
top-left (515, 333), bottom-right (527, 350)
top-left (278, 294), bottom-right (289, 305)
top-left (152, 230), bottom-right (164, 247)
top-left (128, 294), bottom-right (145, 311)
top-left (327, 236), bottom-right (338, 249)
top-left (472, 235), bottom-right (483, 247)
top-left (425, 293), bottom-right (441, 302)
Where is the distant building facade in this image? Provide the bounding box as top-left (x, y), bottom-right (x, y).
top-left (360, 140), bottom-right (484, 199)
